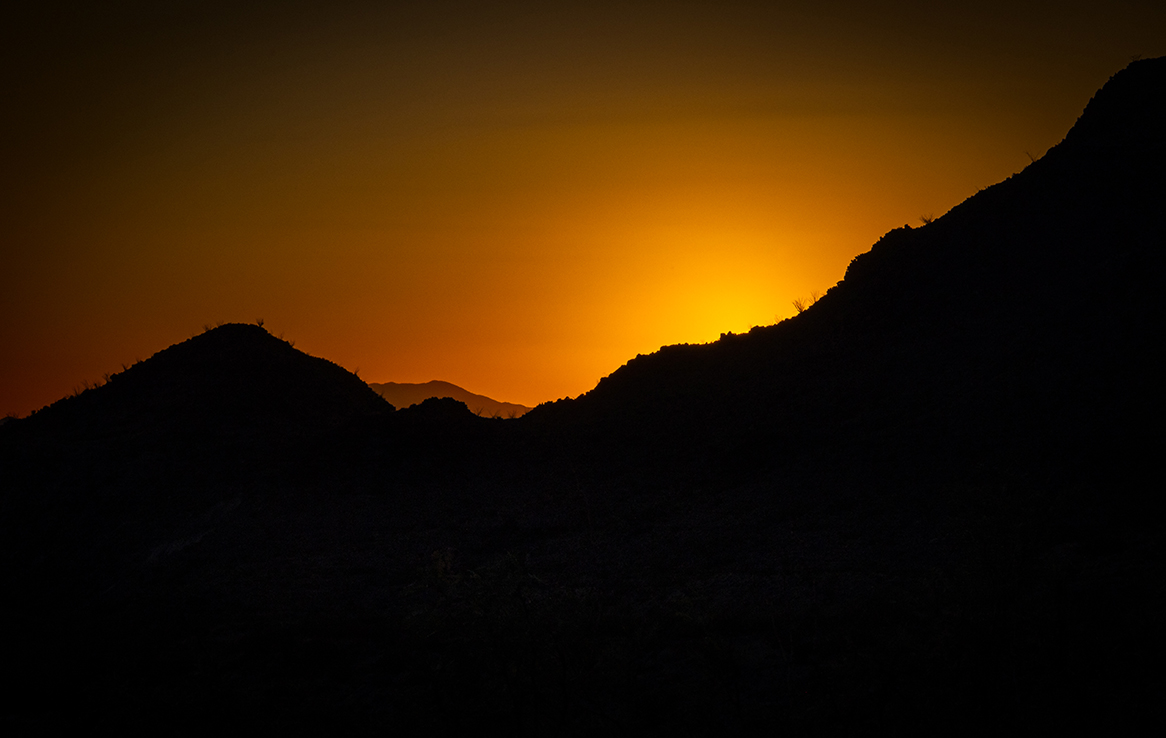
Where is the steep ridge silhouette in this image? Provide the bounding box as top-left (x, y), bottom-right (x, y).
top-left (527, 56), bottom-right (1164, 488)
top-left (369, 379), bottom-right (532, 417)
top-left (1, 60), bottom-right (1163, 733)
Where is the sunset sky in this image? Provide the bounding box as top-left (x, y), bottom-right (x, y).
top-left (3, 1), bottom-right (1163, 417)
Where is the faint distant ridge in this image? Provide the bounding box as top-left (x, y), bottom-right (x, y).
top-left (368, 380), bottom-right (532, 418)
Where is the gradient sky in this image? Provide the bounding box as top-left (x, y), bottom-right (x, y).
top-left (3, 1), bottom-right (1163, 416)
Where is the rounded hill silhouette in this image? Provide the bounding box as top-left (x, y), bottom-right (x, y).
top-left (1, 324), bottom-right (395, 601)
top-left (22, 322), bottom-right (391, 439)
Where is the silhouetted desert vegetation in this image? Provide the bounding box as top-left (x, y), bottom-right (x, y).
top-left (2, 58), bottom-right (1163, 734)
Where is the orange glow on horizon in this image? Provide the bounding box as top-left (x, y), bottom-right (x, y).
top-left (3, 3), bottom-right (1164, 416)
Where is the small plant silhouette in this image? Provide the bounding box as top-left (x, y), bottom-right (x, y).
top-left (792, 290), bottom-right (820, 314)
top-left (920, 213), bottom-right (935, 225)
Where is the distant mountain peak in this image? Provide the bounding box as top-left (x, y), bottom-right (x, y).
top-left (367, 380), bottom-right (532, 418)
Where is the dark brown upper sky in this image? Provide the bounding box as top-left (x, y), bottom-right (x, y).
top-left (3, 1), bottom-right (1163, 416)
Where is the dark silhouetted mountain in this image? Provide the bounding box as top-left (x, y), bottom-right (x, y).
top-left (18, 321), bottom-right (392, 434)
top-left (0, 323), bottom-right (395, 607)
top-left (3, 322), bottom-right (395, 504)
top-left (369, 379), bottom-right (532, 417)
top-left (2, 60), bottom-right (1163, 734)
top-left (527, 56), bottom-right (1164, 490)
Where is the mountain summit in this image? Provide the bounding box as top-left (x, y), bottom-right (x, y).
top-left (1057, 55), bottom-right (1166, 154)
top-left (16, 322), bottom-right (390, 438)
top-left (1, 323), bottom-right (393, 579)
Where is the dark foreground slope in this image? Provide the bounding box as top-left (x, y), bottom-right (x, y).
top-left (2, 61), bottom-right (1164, 734)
